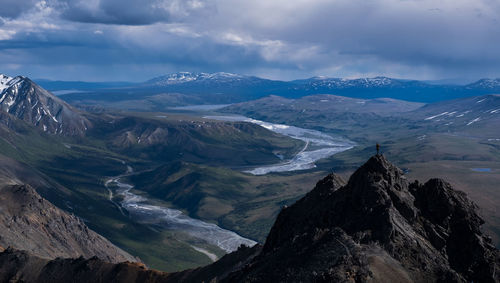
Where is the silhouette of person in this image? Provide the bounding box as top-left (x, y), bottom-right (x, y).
top-left (376, 143), bottom-right (380, 155)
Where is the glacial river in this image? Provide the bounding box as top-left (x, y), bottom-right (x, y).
top-left (204, 115), bottom-right (355, 175)
top-left (105, 117), bottom-right (353, 260)
top-left (105, 171), bottom-right (256, 260)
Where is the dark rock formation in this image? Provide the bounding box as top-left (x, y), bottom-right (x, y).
top-left (223, 155), bottom-right (499, 282)
top-left (169, 244), bottom-right (262, 282)
top-left (0, 184), bottom-right (136, 263)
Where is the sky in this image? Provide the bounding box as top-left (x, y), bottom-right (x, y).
top-left (0, 0), bottom-right (499, 82)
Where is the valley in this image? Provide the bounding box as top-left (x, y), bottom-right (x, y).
top-left (0, 72), bottom-right (499, 276)
top-left (203, 115), bottom-right (355, 174)
top-left (106, 165), bottom-right (256, 256)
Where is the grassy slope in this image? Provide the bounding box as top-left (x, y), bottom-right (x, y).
top-left (88, 112), bottom-right (304, 167)
top-left (0, 111), bottom-right (307, 271)
top-left (129, 161), bottom-right (323, 242)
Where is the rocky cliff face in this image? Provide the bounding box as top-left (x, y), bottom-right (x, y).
top-left (0, 184), bottom-right (136, 264)
top-left (0, 75), bottom-right (91, 135)
top-left (225, 155), bottom-right (499, 282)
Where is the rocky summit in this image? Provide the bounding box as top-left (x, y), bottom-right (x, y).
top-left (224, 155), bottom-right (499, 282)
top-left (0, 155), bottom-right (498, 282)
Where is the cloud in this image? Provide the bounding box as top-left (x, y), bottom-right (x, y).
top-left (0, 0), bottom-right (39, 19)
top-left (205, 0), bottom-right (500, 78)
top-left (59, 0), bottom-right (214, 25)
top-left (0, 0), bottom-right (499, 81)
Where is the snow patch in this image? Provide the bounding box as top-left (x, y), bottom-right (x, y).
top-left (425, 112), bottom-right (449, 120)
top-left (0, 74), bottom-right (13, 93)
top-left (466, 117), bottom-right (481, 126)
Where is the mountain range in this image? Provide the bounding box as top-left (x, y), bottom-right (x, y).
top-left (36, 72), bottom-right (500, 109)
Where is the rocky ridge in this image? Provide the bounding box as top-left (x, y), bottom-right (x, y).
top-left (0, 248), bottom-right (163, 283)
top-left (224, 155), bottom-right (499, 282)
top-left (0, 184), bottom-right (136, 263)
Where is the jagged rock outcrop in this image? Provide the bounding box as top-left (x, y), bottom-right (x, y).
top-left (224, 155), bottom-right (499, 282)
top-left (0, 75), bottom-right (91, 135)
top-left (0, 184), bottom-right (136, 263)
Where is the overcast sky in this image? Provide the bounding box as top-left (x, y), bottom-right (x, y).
top-left (0, 0), bottom-right (499, 82)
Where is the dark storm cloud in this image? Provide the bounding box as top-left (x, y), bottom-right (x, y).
top-left (59, 0), bottom-right (214, 25)
top-left (216, 0), bottom-right (500, 73)
top-left (0, 0), bottom-right (38, 19)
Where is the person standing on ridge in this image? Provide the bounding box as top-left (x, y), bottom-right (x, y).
top-left (376, 143), bottom-right (380, 155)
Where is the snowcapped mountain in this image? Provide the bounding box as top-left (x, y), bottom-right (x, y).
top-left (465, 78), bottom-right (500, 90)
top-left (108, 71), bottom-right (291, 103)
top-left (0, 74), bottom-right (91, 135)
top-left (291, 76), bottom-right (433, 91)
top-left (292, 76), bottom-right (402, 88)
top-left (284, 76), bottom-right (449, 101)
top-left (145, 72), bottom-right (249, 86)
top-left (60, 72), bottom-right (500, 107)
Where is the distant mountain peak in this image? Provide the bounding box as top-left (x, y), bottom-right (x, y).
top-left (145, 72), bottom-right (248, 86)
top-left (309, 75), bottom-right (332, 80)
top-left (467, 78), bottom-right (500, 89)
top-left (293, 76), bottom-right (404, 90)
